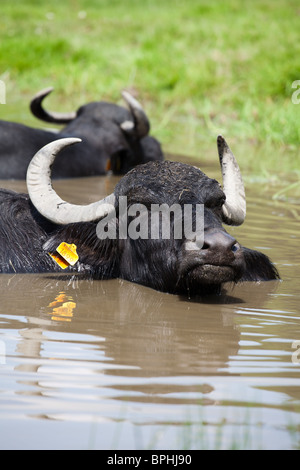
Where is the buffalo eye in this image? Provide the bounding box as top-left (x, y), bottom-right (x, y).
top-left (216, 195), bottom-right (226, 208)
top-left (205, 194), bottom-right (226, 210)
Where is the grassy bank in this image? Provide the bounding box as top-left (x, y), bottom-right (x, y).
top-left (0, 0), bottom-right (300, 177)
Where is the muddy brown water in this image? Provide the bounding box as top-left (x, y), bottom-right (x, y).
top-left (0, 157), bottom-right (299, 450)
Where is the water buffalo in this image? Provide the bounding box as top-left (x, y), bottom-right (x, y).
top-left (0, 136), bottom-right (279, 295)
top-left (0, 88), bottom-right (163, 179)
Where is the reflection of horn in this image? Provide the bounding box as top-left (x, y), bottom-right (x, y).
top-left (217, 135), bottom-right (246, 226)
top-left (26, 138), bottom-right (116, 225)
top-left (121, 91), bottom-right (150, 138)
top-left (30, 87), bottom-right (77, 124)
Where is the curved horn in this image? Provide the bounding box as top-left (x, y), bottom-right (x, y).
top-left (30, 87), bottom-right (77, 124)
top-left (217, 135), bottom-right (246, 226)
top-left (26, 138), bottom-right (116, 225)
top-left (121, 91), bottom-right (150, 138)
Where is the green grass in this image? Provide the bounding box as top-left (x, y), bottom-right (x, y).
top-left (1, 0), bottom-right (300, 177)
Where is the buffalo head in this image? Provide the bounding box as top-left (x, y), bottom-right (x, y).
top-left (24, 137), bottom-right (279, 295)
top-left (30, 87), bottom-right (163, 175)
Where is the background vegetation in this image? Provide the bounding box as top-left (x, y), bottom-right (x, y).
top-left (0, 0), bottom-right (300, 177)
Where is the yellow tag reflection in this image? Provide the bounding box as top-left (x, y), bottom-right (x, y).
top-left (48, 292), bottom-right (76, 322)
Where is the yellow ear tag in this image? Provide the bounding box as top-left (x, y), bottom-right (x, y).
top-left (49, 242), bottom-right (79, 270)
top-left (106, 159), bottom-right (111, 171)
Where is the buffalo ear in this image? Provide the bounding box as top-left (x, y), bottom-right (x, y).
top-left (42, 222), bottom-right (120, 279)
top-left (240, 247), bottom-right (280, 281)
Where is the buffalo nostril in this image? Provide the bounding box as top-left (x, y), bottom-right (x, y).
top-left (231, 242), bottom-right (240, 252)
top-left (202, 231), bottom-right (238, 253)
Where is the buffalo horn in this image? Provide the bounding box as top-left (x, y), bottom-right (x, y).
top-left (121, 91), bottom-right (150, 138)
top-left (217, 135), bottom-right (246, 226)
top-left (26, 138), bottom-right (116, 225)
top-left (30, 87), bottom-right (77, 124)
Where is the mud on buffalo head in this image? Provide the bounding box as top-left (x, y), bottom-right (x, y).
top-left (22, 136), bottom-right (280, 295)
top-left (30, 87), bottom-right (163, 175)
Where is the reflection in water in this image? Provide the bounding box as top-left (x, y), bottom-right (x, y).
top-left (0, 168), bottom-right (299, 449)
top-left (48, 292), bottom-right (76, 322)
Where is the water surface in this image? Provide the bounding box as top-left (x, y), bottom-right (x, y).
top-left (0, 159), bottom-right (299, 450)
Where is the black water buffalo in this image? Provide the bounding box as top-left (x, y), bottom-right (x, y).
top-left (0, 88), bottom-right (163, 179)
top-left (0, 136), bottom-right (279, 295)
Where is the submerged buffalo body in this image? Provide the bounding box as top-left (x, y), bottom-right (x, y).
top-left (0, 137), bottom-right (279, 295)
top-left (0, 88), bottom-right (163, 179)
